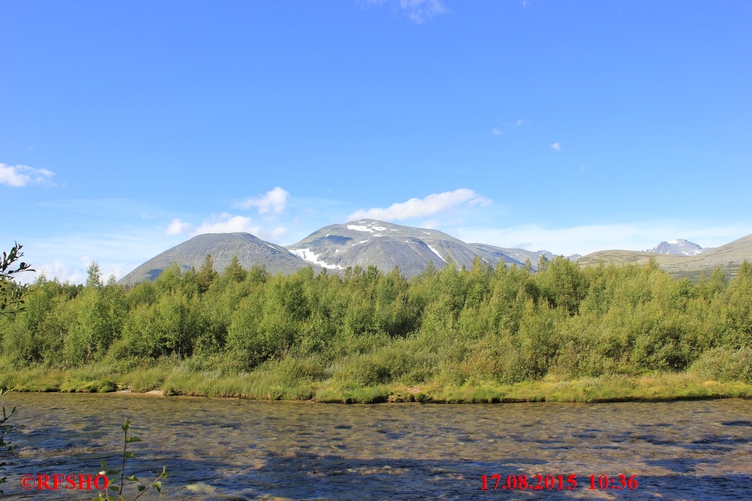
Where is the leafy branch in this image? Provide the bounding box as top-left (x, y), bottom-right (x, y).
top-left (0, 388), bottom-right (18, 495)
top-left (0, 242), bottom-right (30, 493)
top-left (0, 242), bottom-right (35, 317)
top-left (94, 419), bottom-right (168, 501)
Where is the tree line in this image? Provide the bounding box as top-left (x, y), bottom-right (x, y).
top-left (1, 253), bottom-right (751, 385)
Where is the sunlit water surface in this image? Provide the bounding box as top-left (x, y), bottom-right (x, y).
top-left (1, 393), bottom-right (751, 500)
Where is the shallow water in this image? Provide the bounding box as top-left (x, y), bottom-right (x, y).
top-left (1, 393), bottom-right (751, 500)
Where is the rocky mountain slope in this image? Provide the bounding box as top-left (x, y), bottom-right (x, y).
top-left (645, 239), bottom-right (707, 256)
top-left (121, 220), bottom-right (571, 284)
top-left (285, 219), bottom-right (482, 277)
top-left (119, 220), bottom-right (752, 284)
top-left (119, 232), bottom-right (317, 284)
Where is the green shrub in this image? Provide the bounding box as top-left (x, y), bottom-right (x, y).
top-left (689, 347), bottom-right (752, 383)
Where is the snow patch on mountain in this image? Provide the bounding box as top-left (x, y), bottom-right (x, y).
top-left (347, 221), bottom-right (387, 233)
top-left (426, 243), bottom-right (446, 263)
top-left (290, 248), bottom-right (345, 270)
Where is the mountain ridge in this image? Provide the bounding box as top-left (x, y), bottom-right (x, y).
top-left (579, 233), bottom-right (752, 281)
top-left (119, 221), bottom-right (752, 284)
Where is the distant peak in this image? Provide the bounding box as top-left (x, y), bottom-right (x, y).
top-left (646, 239), bottom-right (704, 256)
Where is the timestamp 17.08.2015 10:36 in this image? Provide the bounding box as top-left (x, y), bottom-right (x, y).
top-left (480, 474), bottom-right (639, 492)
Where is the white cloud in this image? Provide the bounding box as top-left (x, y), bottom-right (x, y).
top-left (349, 188), bottom-right (491, 221)
top-left (192, 212), bottom-right (286, 241)
top-left (165, 218), bottom-right (193, 235)
top-left (266, 226), bottom-right (288, 239)
top-left (362, 0), bottom-right (446, 23)
top-left (18, 228), bottom-right (179, 284)
top-left (550, 142), bottom-right (562, 151)
top-left (492, 119), bottom-right (527, 136)
top-left (0, 163), bottom-right (55, 187)
top-left (193, 213), bottom-right (258, 235)
top-left (33, 260), bottom-right (87, 285)
top-left (238, 186), bottom-right (290, 214)
top-left (400, 0), bottom-right (446, 23)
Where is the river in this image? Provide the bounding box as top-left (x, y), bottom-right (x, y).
top-left (1, 393), bottom-right (750, 500)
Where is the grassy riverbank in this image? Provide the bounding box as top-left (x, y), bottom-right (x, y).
top-left (3, 361), bottom-right (752, 404)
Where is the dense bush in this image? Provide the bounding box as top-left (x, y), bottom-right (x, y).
top-left (689, 346), bottom-right (752, 383)
top-left (1, 255), bottom-right (751, 386)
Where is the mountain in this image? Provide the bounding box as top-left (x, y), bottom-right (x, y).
top-left (659, 233), bottom-right (752, 280)
top-left (577, 250), bottom-right (677, 267)
top-left (119, 233), bottom-right (317, 285)
top-left (120, 220), bottom-right (565, 284)
top-left (121, 220), bottom-right (751, 285)
top-left (646, 239), bottom-right (707, 256)
top-left (578, 233), bottom-right (752, 281)
top-left (468, 243), bottom-right (558, 270)
top-left (284, 219), bottom-right (483, 277)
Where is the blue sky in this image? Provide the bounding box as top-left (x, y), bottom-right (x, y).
top-left (2, 0), bottom-right (751, 283)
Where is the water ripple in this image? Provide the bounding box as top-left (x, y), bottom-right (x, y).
top-left (1, 394), bottom-right (750, 500)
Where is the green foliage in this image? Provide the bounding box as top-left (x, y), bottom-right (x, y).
top-left (225, 256), bottom-right (246, 283)
top-left (1, 280), bottom-right (78, 367)
top-left (154, 262), bottom-right (182, 295)
top-left (538, 256), bottom-right (586, 315)
top-left (3, 255), bottom-right (752, 397)
top-left (64, 284), bottom-right (126, 365)
top-left (93, 418), bottom-right (167, 501)
top-left (689, 346), bottom-right (752, 383)
top-left (196, 254), bottom-right (218, 293)
top-left (110, 291), bottom-right (204, 360)
top-left (86, 262), bottom-right (103, 289)
top-left (1, 242), bottom-right (35, 317)
top-left (125, 281), bottom-right (157, 309)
